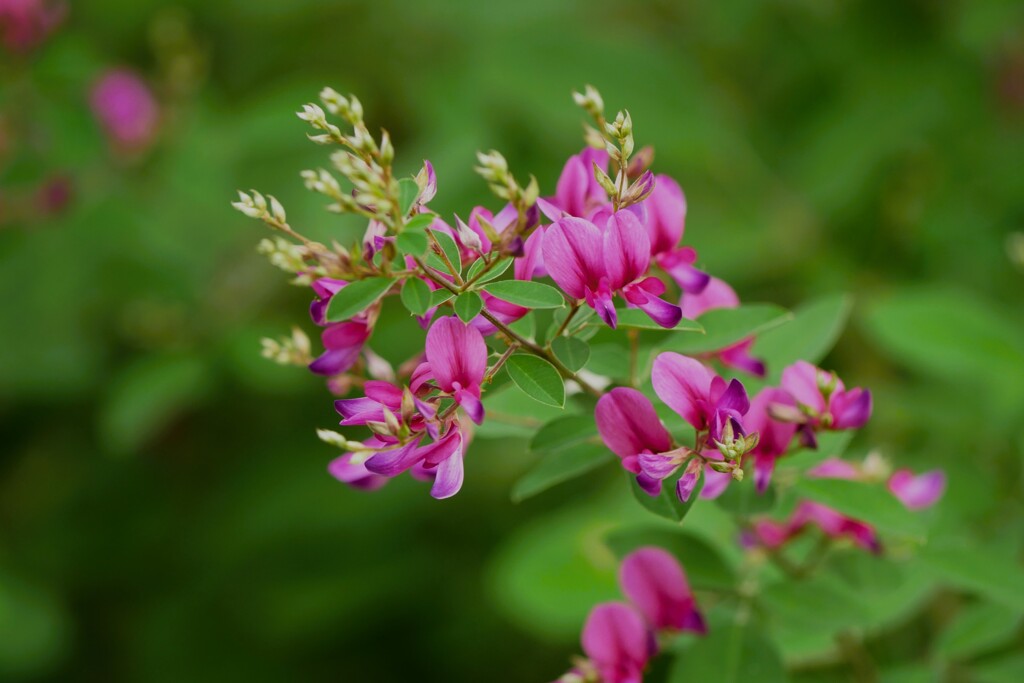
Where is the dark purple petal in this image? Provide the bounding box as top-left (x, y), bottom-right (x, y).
top-left (309, 346), bottom-right (362, 376)
top-left (455, 388), bottom-right (485, 425)
top-left (831, 388), bottom-right (872, 429)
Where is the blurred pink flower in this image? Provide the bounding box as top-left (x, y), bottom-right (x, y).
top-left (0, 0), bottom-right (64, 53)
top-left (90, 69), bottom-right (160, 151)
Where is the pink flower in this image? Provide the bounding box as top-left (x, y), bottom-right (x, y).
top-left (777, 361), bottom-right (872, 445)
top-left (651, 352), bottom-right (750, 446)
top-left (744, 388), bottom-right (799, 492)
top-left (680, 276), bottom-right (765, 377)
top-left (594, 387), bottom-right (673, 494)
top-left (620, 547), bottom-right (705, 634)
top-left (0, 0), bottom-right (64, 53)
top-left (888, 469), bottom-right (946, 510)
top-left (537, 148), bottom-right (611, 221)
top-left (542, 211), bottom-right (682, 329)
top-left (90, 69), bottom-right (160, 151)
top-left (422, 316), bottom-right (488, 424)
top-left (581, 603), bottom-right (655, 683)
top-left (641, 175), bottom-right (710, 295)
top-left (328, 437), bottom-right (390, 491)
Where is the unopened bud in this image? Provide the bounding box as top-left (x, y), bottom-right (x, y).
top-left (593, 162), bottom-right (617, 196)
top-left (523, 174), bottom-right (540, 207)
top-left (379, 129), bottom-right (394, 165)
top-left (268, 195), bottom-right (287, 223)
top-left (708, 460), bottom-right (734, 474)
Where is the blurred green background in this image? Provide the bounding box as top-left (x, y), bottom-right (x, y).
top-left (1, 0), bottom-right (1023, 681)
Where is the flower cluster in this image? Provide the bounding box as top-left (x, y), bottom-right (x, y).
top-left (555, 547), bottom-right (704, 683)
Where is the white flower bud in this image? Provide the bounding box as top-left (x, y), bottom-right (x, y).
top-left (269, 196), bottom-right (287, 223)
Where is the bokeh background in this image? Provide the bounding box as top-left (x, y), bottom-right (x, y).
top-left (2, 0), bottom-right (1023, 681)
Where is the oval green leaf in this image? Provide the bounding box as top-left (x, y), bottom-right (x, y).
top-left (400, 277), bottom-right (432, 317)
top-left (505, 354), bottom-right (565, 408)
top-left (551, 336), bottom-right (590, 372)
top-left (325, 277), bottom-right (394, 322)
top-left (483, 281), bottom-right (565, 309)
top-left (454, 291), bottom-right (484, 322)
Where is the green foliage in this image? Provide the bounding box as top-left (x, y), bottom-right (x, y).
top-left (504, 354), bottom-right (565, 408)
top-left (400, 277), bottom-right (432, 316)
top-left (794, 477), bottom-right (925, 539)
top-left (550, 336), bottom-right (590, 372)
top-left (629, 469), bottom-right (704, 524)
top-left (324, 277), bottom-right (394, 322)
top-left (670, 607), bottom-right (789, 683)
top-left (454, 290), bottom-right (483, 321)
top-left (482, 280), bottom-right (565, 309)
top-left (662, 304), bottom-right (792, 354)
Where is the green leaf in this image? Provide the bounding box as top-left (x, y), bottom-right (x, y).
top-left (917, 542), bottom-right (1024, 612)
top-left (661, 304), bottom-right (792, 354)
top-left (505, 354), bottom-right (565, 408)
top-left (551, 336), bottom-right (590, 372)
top-left (396, 229), bottom-right (429, 257)
top-left (794, 477), bottom-right (925, 539)
top-left (861, 288), bottom-right (1024, 399)
top-left (466, 257), bottom-right (512, 284)
top-left (482, 280), bottom-right (565, 309)
top-left (971, 653), bottom-right (1024, 683)
top-left (630, 468), bottom-right (703, 523)
top-left (475, 382), bottom-right (565, 439)
top-left (430, 288), bottom-right (455, 307)
top-left (325, 277), bottom-right (394, 322)
top-left (399, 278), bottom-right (432, 316)
top-left (397, 177), bottom-right (419, 216)
top-left (508, 312), bottom-right (536, 340)
top-left (936, 602), bottom-right (1022, 662)
top-left (761, 575), bottom-right (871, 631)
top-left (614, 308), bottom-right (704, 332)
top-left (529, 414), bottom-right (597, 453)
top-left (777, 430), bottom-right (855, 473)
top-left (670, 607), bottom-right (789, 683)
top-left (426, 229), bottom-right (463, 277)
top-left (511, 442), bottom-right (612, 502)
top-left (454, 291), bottom-right (484, 322)
top-left (715, 481), bottom-right (777, 516)
top-left (604, 526), bottom-right (737, 591)
top-left (403, 213), bottom-right (436, 232)
top-left (754, 294), bottom-right (853, 378)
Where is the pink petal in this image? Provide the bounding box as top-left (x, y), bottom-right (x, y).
top-left (429, 435), bottom-right (465, 499)
top-left (581, 602), bottom-right (654, 683)
top-left (642, 174), bottom-right (686, 256)
top-left (889, 469), bottom-right (946, 509)
top-left (542, 217), bottom-right (606, 298)
top-left (620, 547), bottom-right (701, 632)
top-left (780, 361), bottom-right (828, 414)
top-left (595, 388), bottom-right (672, 462)
top-left (425, 316), bottom-right (487, 393)
top-left (679, 276), bottom-right (738, 320)
top-left (603, 210), bottom-right (651, 289)
top-left (651, 352), bottom-right (714, 430)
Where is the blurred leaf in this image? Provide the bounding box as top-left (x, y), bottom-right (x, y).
top-left (662, 305), bottom-right (791, 354)
top-left (917, 542), bottom-right (1024, 612)
top-left (482, 280), bottom-right (565, 309)
top-left (0, 574), bottom-right (70, 678)
top-left (397, 178), bottom-right (419, 216)
top-left (477, 382), bottom-right (566, 438)
top-left (529, 414), bottom-right (597, 453)
top-left (325, 277), bottom-right (393, 322)
top-left (776, 431), bottom-right (855, 473)
top-left (630, 469), bottom-right (703, 524)
top-left (794, 477), bottom-right (925, 538)
top-left (971, 653), bottom-right (1024, 683)
top-left (396, 229), bottom-right (429, 257)
top-left (551, 336), bottom-right (590, 372)
top-left (454, 291), bottom-right (483, 322)
top-left (761, 575), bottom-right (870, 631)
top-left (505, 354), bottom-right (565, 408)
top-left (613, 309), bottom-right (704, 332)
top-left (604, 526), bottom-right (737, 591)
top-left (670, 606), bottom-right (789, 683)
top-left (935, 601), bottom-right (1022, 662)
top-left (399, 278), bottom-right (431, 316)
top-left (99, 354), bottom-right (212, 456)
top-left (715, 482), bottom-right (777, 516)
top-left (755, 294), bottom-right (853, 378)
top-left (403, 213), bottom-right (436, 232)
top-left (512, 442), bottom-right (612, 502)
top-left (861, 288), bottom-right (1024, 402)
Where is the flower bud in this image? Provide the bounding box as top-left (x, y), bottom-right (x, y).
top-left (593, 162), bottom-right (617, 196)
top-left (379, 129), bottom-right (394, 165)
top-left (269, 195), bottom-right (287, 223)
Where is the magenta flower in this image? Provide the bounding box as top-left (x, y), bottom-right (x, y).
top-left (744, 388), bottom-right (799, 492)
top-left (537, 148), bottom-right (611, 221)
top-left (641, 175), bottom-right (710, 295)
top-left (90, 69), bottom-right (160, 151)
top-left (0, 0), bottom-right (64, 53)
top-left (328, 437), bottom-right (390, 491)
top-left (542, 212), bottom-right (682, 329)
top-left (651, 352), bottom-right (750, 446)
top-left (620, 547), bottom-right (705, 634)
top-left (422, 316), bottom-right (487, 424)
top-left (888, 469), bottom-right (946, 510)
top-left (581, 602), bottom-right (655, 683)
top-left (594, 387), bottom-right (673, 493)
top-left (680, 276), bottom-right (765, 377)
top-left (777, 361), bottom-right (872, 445)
